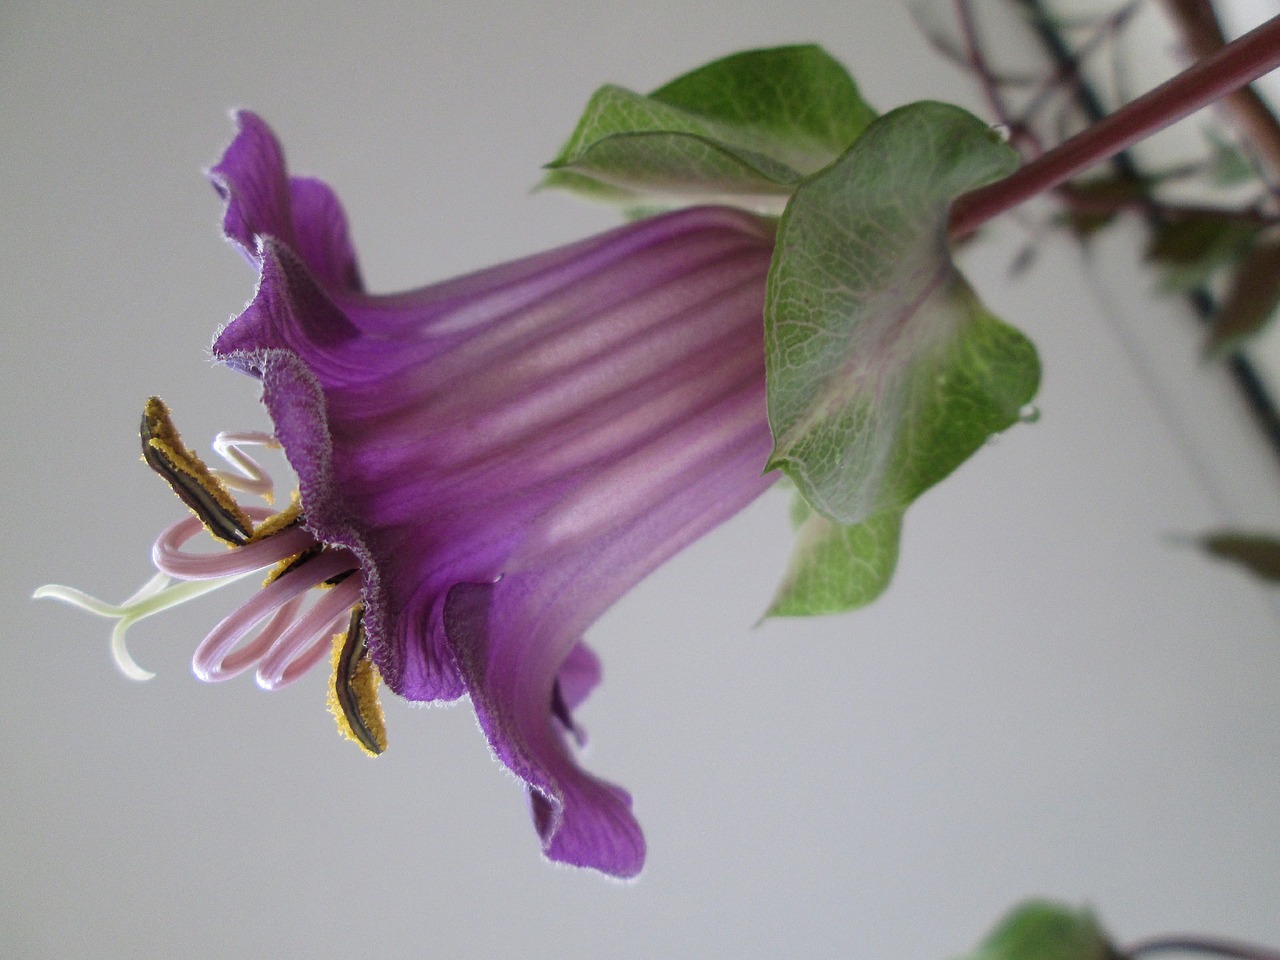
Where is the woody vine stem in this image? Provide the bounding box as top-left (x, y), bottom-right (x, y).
top-left (1127, 935), bottom-right (1280, 960)
top-left (948, 11), bottom-right (1280, 239)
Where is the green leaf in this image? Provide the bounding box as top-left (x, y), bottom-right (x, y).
top-left (1207, 239), bottom-right (1280, 356)
top-left (1146, 217), bottom-right (1259, 293)
top-left (544, 45), bottom-right (876, 206)
top-left (965, 902), bottom-right (1118, 960)
top-left (1056, 177), bottom-right (1147, 240)
top-left (765, 101), bottom-right (1039, 530)
top-left (768, 495), bottom-right (902, 616)
top-left (1200, 532), bottom-right (1280, 583)
top-left (1205, 129), bottom-right (1256, 187)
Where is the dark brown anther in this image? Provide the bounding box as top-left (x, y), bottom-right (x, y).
top-left (140, 397), bottom-right (253, 546)
top-left (263, 544), bottom-right (324, 586)
top-left (335, 606), bottom-right (385, 756)
top-left (262, 547), bottom-right (355, 589)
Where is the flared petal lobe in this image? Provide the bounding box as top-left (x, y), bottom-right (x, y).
top-left (209, 112), bottom-right (777, 876)
top-left (209, 110), bottom-right (363, 292)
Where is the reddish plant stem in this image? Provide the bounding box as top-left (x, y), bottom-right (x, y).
top-left (1127, 935), bottom-right (1280, 960)
top-left (1012, 0), bottom-right (1280, 462)
top-left (1158, 0), bottom-right (1280, 186)
top-left (949, 12), bottom-right (1280, 241)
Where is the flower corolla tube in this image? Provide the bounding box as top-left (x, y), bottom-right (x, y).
top-left (42, 112), bottom-right (780, 878)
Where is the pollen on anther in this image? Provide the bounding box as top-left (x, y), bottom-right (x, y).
top-left (327, 607), bottom-right (387, 757)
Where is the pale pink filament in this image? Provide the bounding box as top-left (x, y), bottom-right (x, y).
top-left (152, 508), bottom-right (320, 580)
top-left (135, 436), bottom-right (363, 690)
top-left (211, 431), bottom-right (280, 500)
top-left (193, 548), bottom-right (358, 683)
top-left (256, 575), bottom-right (363, 690)
top-left (219, 594), bottom-right (306, 678)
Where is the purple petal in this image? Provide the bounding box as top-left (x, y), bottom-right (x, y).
top-left (286, 177), bottom-right (363, 293)
top-left (209, 111), bottom-right (362, 292)
top-left (207, 113), bottom-right (779, 876)
top-left (442, 378), bottom-right (772, 874)
top-left (446, 583), bottom-right (645, 877)
top-left (551, 643), bottom-right (600, 748)
top-left (221, 246), bottom-right (467, 700)
top-left (208, 111), bottom-right (292, 260)
top-left (557, 643), bottom-right (602, 714)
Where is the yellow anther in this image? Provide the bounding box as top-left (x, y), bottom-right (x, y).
top-left (327, 607), bottom-right (387, 757)
top-left (253, 497), bottom-right (319, 588)
top-left (249, 491), bottom-right (303, 543)
top-left (262, 544), bottom-right (323, 588)
top-left (141, 397), bottom-right (255, 545)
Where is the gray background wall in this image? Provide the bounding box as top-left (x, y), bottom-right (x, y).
top-left (4, 1), bottom-right (1278, 957)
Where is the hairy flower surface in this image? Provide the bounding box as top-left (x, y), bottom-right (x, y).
top-left (193, 112), bottom-right (778, 876)
top-left (37, 112), bottom-right (780, 876)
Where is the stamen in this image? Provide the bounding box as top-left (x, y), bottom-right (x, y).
top-left (142, 397), bottom-right (254, 545)
top-left (262, 544), bottom-right (324, 587)
top-left (249, 494), bottom-right (302, 543)
top-left (256, 575), bottom-right (363, 690)
top-left (328, 606), bottom-right (388, 757)
top-left (210, 431), bottom-right (280, 503)
top-left (192, 548), bottom-right (357, 682)
top-left (43, 402), bottom-right (366, 722)
top-left (215, 595), bottom-right (306, 679)
top-left (153, 512), bottom-right (318, 580)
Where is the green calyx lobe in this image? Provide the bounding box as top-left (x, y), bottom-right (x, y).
top-left (1200, 531), bottom-right (1280, 582)
top-left (767, 494), bottom-right (903, 617)
top-left (965, 902), bottom-right (1119, 960)
top-left (549, 48), bottom-right (1042, 619)
top-left (764, 102), bottom-right (1040, 616)
top-left (543, 45), bottom-right (876, 208)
